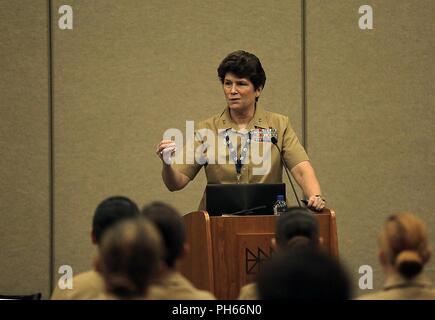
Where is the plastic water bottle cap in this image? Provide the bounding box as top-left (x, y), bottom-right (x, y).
top-left (276, 195), bottom-right (284, 201)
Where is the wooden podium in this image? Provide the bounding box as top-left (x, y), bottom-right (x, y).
top-left (179, 208), bottom-right (338, 300)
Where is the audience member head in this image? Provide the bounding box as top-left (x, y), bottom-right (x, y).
top-left (273, 207), bottom-right (320, 250)
top-left (257, 249), bottom-right (352, 300)
top-left (97, 217), bottom-right (163, 299)
top-left (141, 201), bottom-right (186, 269)
top-left (92, 196), bottom-right (140, 245)
top-left (379, 212), bottom-right (431, 279)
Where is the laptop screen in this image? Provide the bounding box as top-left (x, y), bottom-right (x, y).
top-left (205, 183), bottom-right (286, 216)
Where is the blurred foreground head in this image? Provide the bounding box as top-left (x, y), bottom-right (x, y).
top-left (257, 249), bottom-right (352, 300)
top-left (97, 218), bottom-right (163, 299)
top-left (275, 207), bottom-right (320, 250)
top-left (141, 201), bottom-right (186, 268)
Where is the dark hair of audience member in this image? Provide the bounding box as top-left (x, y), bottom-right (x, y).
top-left (275, 207), bottom-right (320, 250)
top-left (380, 213), bottom-right (431, 279)
top-left (98, 218), bottom-right (163, 299)
top-left (141, 201), bottom-right (186, 268)
top-left (92, 196), bottom-right (140, 244)
top-left (257, 249), bottom-right (352, 300)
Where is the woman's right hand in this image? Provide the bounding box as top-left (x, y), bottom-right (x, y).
top-left (155, 139), bottom-right (177, 165)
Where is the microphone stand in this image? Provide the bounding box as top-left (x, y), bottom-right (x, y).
top-left (271, 137), bottom-right (302, 208)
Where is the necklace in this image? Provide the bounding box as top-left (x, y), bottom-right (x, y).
top-left (224, 129), bottom-right (252, 183)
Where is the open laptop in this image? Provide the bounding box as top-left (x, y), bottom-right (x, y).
top-left (205, 183), bottom-right (286, 216)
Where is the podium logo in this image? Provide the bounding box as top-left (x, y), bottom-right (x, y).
top-left (245, 247), bottom-right (274, 275)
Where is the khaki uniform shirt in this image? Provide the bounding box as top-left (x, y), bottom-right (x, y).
top-left (51, 270), bottom-right (107, 300)
top-left (237, 282), bottom-right (259, 300)
top-left (173, 105), bottom-right (309, 209)
top-left (357, 273), bottom-right (435, 300)
top-left (146, 271), bottom-right (216, 300)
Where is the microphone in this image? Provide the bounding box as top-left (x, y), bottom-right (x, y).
top-left (271, 136), bottom-right (302, 207)
top-left (228, 205), bottom-right (267, 216)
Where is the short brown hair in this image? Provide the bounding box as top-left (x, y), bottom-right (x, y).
top-left (217, 50), bottom-right (266, 91)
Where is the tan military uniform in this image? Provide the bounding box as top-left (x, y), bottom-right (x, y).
top-left (174, 104), bottom-right (309, 209)
top-left (238, 282), bottom-right (259, 300)
top-left (357, 274), bottom-right (435, 300)
top-left (146, 271), bottom-right (216, 300)
top-left (51, 270), bottom-right (107, 300)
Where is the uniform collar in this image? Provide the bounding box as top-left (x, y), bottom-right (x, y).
top-left (217, 104), bottom-right (269, 131)
top-left (383, 273), bottom-right (432, 291)
top-left (154, 270), bottom-right (189, 286)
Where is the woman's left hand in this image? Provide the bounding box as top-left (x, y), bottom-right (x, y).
top-left (307, 195), bottom-right (326, 211)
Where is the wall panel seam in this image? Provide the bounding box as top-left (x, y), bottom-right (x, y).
top-left (48, 0), bottom-right (54, 298)
top-left (301, 0), bottom-right (307, 151)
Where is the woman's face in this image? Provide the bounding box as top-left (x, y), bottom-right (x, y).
top-left (223, 73), bottom-right (262, 112)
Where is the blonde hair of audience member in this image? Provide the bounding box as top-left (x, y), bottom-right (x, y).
top-left (379, 213), bottom-right (431, 280)
top-left (141, 201), bottom-right (216, 300)
top-left (95, 218), bottom-right (163, 299)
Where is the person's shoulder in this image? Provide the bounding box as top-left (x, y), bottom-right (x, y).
top-left (51, 270), bottom-right (105, 300)
top-left (355, 291), bottom-right (388, 300)
top-left (147, 285), bottom-right (215, 300)
top-left (355, 287), bottom-right (435, 300)
top-left (263, 108), bottom-right (287, 119)
top-left (169, 272), bottom-right (216, 300)
top-left (263, 109), bottom-right (290, 128)
top-left (197, 109), bottom-right (226, 129)
top-left (72, 270), bottom-right (103, 286)
top-left (73, 269), bottom-right (101, 281)
top-left (147, 272), bottom-right (216, 300)
top-left (238, 282), bottom-right (259, 300)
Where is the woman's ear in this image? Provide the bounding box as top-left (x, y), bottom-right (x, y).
top-left (379, 250), bottom-right (387, 267)
top-left (318, 236), bottom-right (324, 246)
top-left (93, 255), bottom-right (102, 273)
top-left (180, 243), bottom-right (190, 258)
top-left (255, 86), bottom-right (263, 97)
top-left (91, 230), bottom-right (97, 245)
top-left (423, 248), bottom-right (431, 264)
top-left (271, 237), bottom-right (277, 250)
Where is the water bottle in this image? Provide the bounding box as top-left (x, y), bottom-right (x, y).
top-left (273, 195), bottom-right (288, 215)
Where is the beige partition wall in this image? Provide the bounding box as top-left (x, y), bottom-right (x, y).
top-left (306, 0), bottom-right (435, 296)
top-left (0, 0), bottom-right (50, 298)
top-left (3, 0), bottom-right (432, 299)
top-left (52, 0), bottom-right (303, 289)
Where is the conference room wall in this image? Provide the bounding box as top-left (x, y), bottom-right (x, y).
top-left (0, 1), bottom-right (50, 298)
top-left (305, 0), bottom-right (435, 296)
top-left (3, 0), bottom-right (432, 300)
top-left (51, 0), bottom-right (304, 292)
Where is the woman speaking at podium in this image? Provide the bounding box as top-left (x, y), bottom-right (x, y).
top-left (155, 50), bottom-right (325, 211)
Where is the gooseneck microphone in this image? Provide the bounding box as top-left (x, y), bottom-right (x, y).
top-left (271, 136), bottom-right (302, 207)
